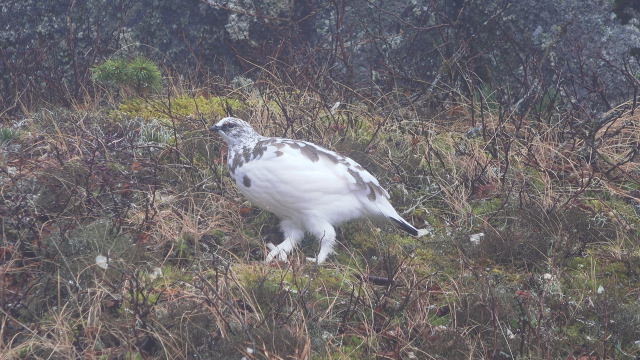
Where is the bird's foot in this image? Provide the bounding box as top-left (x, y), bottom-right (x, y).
top-left (265, 243), bottom-right (288, 263)
top-left (305, 255), bottom-right (329, 264)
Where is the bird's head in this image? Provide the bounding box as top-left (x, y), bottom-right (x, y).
top-left (209, 117), bottom-right (259, 146)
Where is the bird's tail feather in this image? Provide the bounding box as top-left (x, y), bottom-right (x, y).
top-left (389, 217), bottom-right (431, 237)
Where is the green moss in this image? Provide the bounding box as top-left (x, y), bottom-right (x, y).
top-left (335, 224), bottom-right (377, 265)
top-left (134, 290), bottom-right (160, 305)
top-left (234, 263), bottom-right (354, 295)
top-left (564, 252), bottom-right (640, 302)
top-left (232, 263), bottom-right (356, 315)
top-left (566, 256), bottom-right (590, 270)
top-left (245, 96), bottom-right (283, 117)
top-left (585, 197), bottom-right (639, 237)
top-left (430, 132), bottom-right (458, 153)
top-left (471, 197), bottom-right (503, 216)
top-left (346, 115), bottom-right (377, 141)
top-left (428, 312), bottom-right (451, 327)
top-left (600, 261), bottom-right (634, 288)
top-left (418, 208), bottom-right (446, 233)
top-left (609, 199), bottom-right (639, 223)
top-left (117, 95), bottom-right (246, 121)
top-left (564, 323), bottom-right (587, 342)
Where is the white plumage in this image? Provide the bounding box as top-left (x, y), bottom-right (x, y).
top-left (210, 117), bottom-right (429, 263)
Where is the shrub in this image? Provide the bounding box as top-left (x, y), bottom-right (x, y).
top-left (92, 57), bottom-right (162, 97)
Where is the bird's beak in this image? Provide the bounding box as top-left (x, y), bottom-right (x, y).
top-left (209, 124), bottom-right (221, 132)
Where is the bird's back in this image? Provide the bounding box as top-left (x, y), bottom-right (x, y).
top-left (229, 137), bottom-right (396, 226)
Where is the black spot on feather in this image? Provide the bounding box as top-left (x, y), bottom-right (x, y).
top-left (319, 150), bottom-right (341, 163)
top-left (229, 152), bottom-right (243, 174)
top-left (300, 144), bottom-right (320, 162)
top-left (242, 148), bottom-right (251, 162)
top-left (367, 184), bottom-right (377, 201)
top-left (252, 143), bottom-right (267, 159)
top-left (347, 168), bottom-right (366, 188)
top-left (243, 175), bottom-right (251, 187)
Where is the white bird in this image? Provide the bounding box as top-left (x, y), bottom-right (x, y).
top-left (210, 117), bottom-right (430, 263)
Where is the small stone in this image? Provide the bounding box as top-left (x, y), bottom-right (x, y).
top-left (330, 101), bottom-right (342, 114)
top-left (469, 232), bottom-right (484, 245)
top-left (95, 255), bottom-right (108, 269)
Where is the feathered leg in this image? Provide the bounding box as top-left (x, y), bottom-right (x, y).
top-left (265, 219), bottom-right (304, 262)
top-left (306, 222), bottom-right (337, 264)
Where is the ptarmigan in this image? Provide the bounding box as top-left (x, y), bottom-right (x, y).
top-left (210, 117), bottom-right (430, 263)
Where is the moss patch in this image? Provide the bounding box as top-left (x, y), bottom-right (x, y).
top-left (117, 95), bottom-right (246, 121)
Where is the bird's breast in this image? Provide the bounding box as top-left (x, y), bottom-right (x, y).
top-left (232, 163), bottom-right (365, 224)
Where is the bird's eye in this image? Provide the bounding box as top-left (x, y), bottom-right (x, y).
top-left (222, 123), bottom-right (237, 131)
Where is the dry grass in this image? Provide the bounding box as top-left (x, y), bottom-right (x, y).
top-left (1, 79), bottom-right (639, 359)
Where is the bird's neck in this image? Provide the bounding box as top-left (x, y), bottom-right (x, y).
top-left (227, 134), bottom-right (265, 156)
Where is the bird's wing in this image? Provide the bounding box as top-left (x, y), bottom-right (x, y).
top-left (301, 141), bottom-right (390, 201)
top-left (230, 138), bottom-right (390, 214)
top-left (252, 139), bottom-right (388, 198)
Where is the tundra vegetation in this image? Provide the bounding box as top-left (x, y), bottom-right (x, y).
top-left (1, 0), bottom-right (639, 359)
